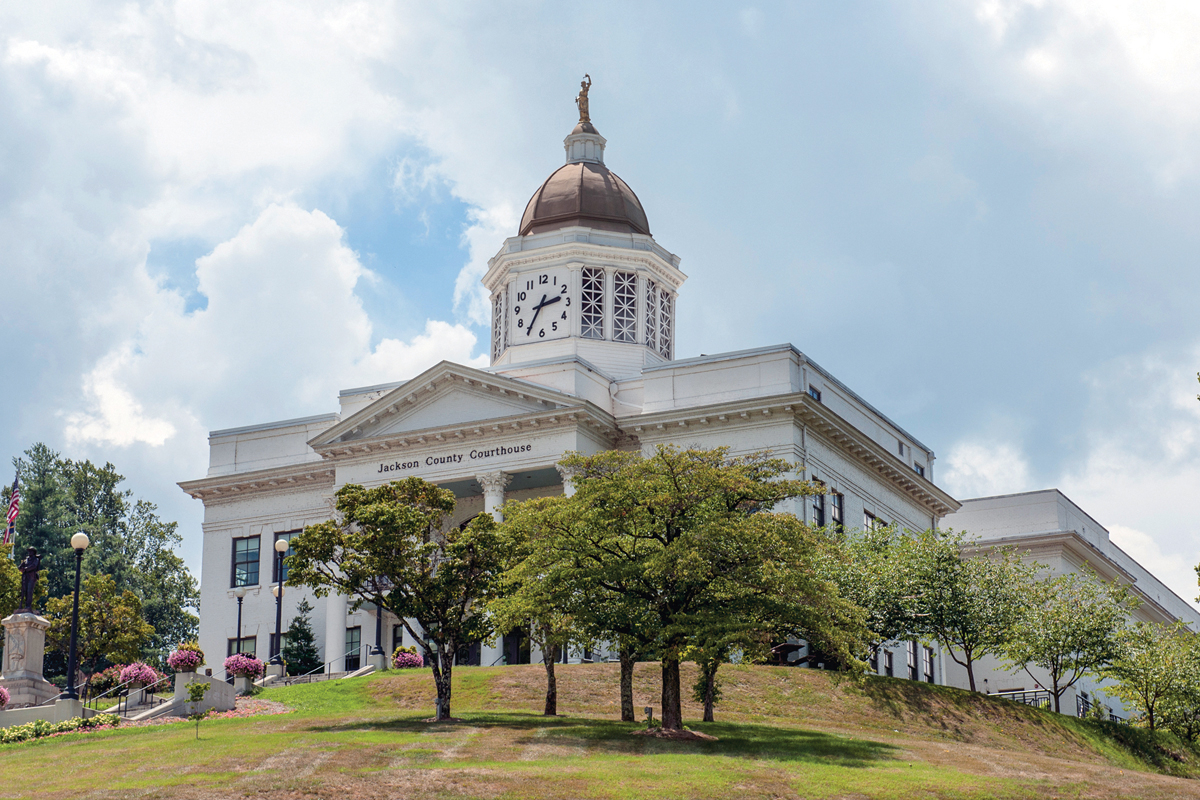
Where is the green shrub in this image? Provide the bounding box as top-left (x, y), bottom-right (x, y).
top-left (0, 713), bottom-right (120, 745)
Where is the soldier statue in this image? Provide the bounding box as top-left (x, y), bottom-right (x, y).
top-left (17, 547), bottom-right (41, 613)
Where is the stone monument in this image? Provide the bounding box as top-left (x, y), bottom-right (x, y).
top-left (1, 548), bottom-right (60, 707)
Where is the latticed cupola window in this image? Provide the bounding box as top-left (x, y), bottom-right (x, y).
top-left (581, 267), bottom-right (605, 339)
top-left (613, 271), bottom-right (637, 343)
top-left (502, 286), bottom-right (510, 350)
top-left (657, 289), bottom-right (673, 359)
top-left (644, 278), bottom-right (658, 352)
top-left (491, 292), bottom-right (504, 361)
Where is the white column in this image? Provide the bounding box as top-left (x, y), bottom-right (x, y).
top-left (477, 471), bottom-right (511, 522)
top-left (324, 593), bottom-right (347, 674)
top-left (556, 464), bottom-right (577, 497)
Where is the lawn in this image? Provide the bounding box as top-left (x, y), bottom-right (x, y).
top-left (0, 663), bottom-right (1196, 800)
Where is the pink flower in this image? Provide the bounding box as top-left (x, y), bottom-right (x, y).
top-left (0, 686), bottom-right (9, 708)
top-left (119, 662), bottom-right (159, 685)
top-left (223, 653), bottom-right (266, 678)
top-left (167, 649), bottom-right (203, 672)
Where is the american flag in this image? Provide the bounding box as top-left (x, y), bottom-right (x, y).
top-left (4, 476), bottom-right (18, 546)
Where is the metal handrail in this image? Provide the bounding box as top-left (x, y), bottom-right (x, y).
top-left (994, 689), bottom-right (1053, 710)
top-left (83, 673), bottom-right (170, 710)
top-left (267, 644), bottom-right (372, 686)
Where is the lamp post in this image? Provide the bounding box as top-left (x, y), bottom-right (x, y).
top-left (372, 602), bottom-right (384, 659)
top-left (270, 537), bottom-right (288, 665)
top-left (65, 531), bottom-right (90, 700)
top-left (233, 586), bottom-right (247, 653)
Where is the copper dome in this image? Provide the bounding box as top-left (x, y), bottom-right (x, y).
top-left (519, 161), bottom-right (651, 237)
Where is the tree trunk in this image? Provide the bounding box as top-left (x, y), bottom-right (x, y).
top-left (620, 646), bottom-right (636, 722)
top-left (702, 660), bottom-right (718, 723)
top-left (433, 644), bottom-right (454, 720)
top-left (965, 657), bottom-right (976, 693)
top-left (661, 657), bottom-right (683, 731)
top-left (542, 643), bottom-right (558, 716)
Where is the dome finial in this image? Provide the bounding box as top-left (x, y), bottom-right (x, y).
top-left (575, 74), bottom-right (592, 124)
top-left (565, 74), bottom-right (605, 164)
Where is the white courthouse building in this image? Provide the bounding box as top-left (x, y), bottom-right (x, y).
top-left (179, 103), bottom-right (1198, 715)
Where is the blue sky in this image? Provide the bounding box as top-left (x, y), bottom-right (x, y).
top-left (2, 1), bottom-right (1199, 604)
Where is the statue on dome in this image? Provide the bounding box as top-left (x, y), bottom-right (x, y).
top-left (576, 74), bottom-right (592, 123)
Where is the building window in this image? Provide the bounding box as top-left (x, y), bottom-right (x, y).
top-left (907, 641), bottom-right (919, 681)
top-left (808, 386), bottom-right (822, 402)
top-left (231, 536), bottom-right (260, 588)
top-left (269, 632), bottom-right (281, 661)
top-left (869, 647), bottom-right (879, 673)
top-left (898, 441), bottom-right (905, 456)
top-left (830, 493), bottom-right (844, 532)
top-left (644, 278), bottom-right (657, 351)
top-left (345, 627), bottom-right (362, 671)
top-left (657, 290), bottom-right (673, 358)
top-left (227, 636), bottom-right (256, 657)
top-left (923, 646), bottom-right (935, 683)
top-left (864, 511), bottom-right (886, 531)
top-left (613, 271), bottom-right (637, 343)
top-left (272, 531), bottom-right (299, 583)
top-left (883, 650), bottom-right (893, 677)
top-left (810, 477), bottom-right (825, 527)
top-left (392, 624), bottom-right (405, 653)
top-left (914, 464), bottom-right (925, 478)
top-left (581, 267), bottom-right (604, 339)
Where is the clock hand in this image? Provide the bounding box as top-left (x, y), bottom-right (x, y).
top-left (526, 294), bottom-right (549, 335)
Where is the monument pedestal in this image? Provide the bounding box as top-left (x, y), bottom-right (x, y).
top-left (1, 612), bottom-right (60, 708)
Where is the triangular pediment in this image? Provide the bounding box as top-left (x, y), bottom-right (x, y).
top-left (308, 362), bottom-right (582, 449)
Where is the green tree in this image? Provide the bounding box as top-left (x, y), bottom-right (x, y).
top-left (283, 599), bottom-right (323, 676)
top-left (286, 478), bottom-right (508, 721)
top-left (517, 446), bottom-right (863, 731)
top-left (495, 496), bottom-right (596, 716)
top-left (1104, 621), bottom-right (1191, 730)
top-left (1003, 569), bottom-right (1133, 714)
top-left (832, 524), bottom-right (931, 652)
top-left (1160, 632), bottom-right (1200, 741)
top-left (44, 573), bottom-right (156, 684)
top-left (122, 500), bottom-right (200, 663)
top-left (917, 532), bottom-right (1037, 693)
top-left (8, 446), bottom-right (199, 666)
top-left (11, 444), bottom-right (72, 598)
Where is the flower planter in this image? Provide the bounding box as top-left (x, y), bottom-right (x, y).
top-left (233, 675), bottom-right (255, 695)
top-left (127, 680), bottom-right (146, 707)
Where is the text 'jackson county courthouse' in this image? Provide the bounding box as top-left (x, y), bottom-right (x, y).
top-left (179, 102), bottom-right (1200, 719)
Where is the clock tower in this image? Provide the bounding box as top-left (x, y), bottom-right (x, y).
top-left (482, 83), bottom-right (686, 379)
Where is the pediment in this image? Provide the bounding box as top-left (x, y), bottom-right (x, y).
top-left (309, 362), bottom-right (581, 449)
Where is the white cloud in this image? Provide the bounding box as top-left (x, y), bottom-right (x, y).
top-left (941, 441), bottom-right (1034, 499)
top-left (1108, 524), bottom-right (1199, 609)
top-left (64, 204), bottom-right (486, 447)
top-left (63, 349), bottom-right (177, 447)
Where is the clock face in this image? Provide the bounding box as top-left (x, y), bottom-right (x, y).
top-left (511, 268), bottom-right (572, 343)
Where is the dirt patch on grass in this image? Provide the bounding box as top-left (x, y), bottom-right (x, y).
top-left (632, 727), bottom-right (719, 742)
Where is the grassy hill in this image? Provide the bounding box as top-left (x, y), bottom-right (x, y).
top-left (2, 662), bottom-right (1200, 799)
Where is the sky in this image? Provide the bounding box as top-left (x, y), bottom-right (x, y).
top-left (2, 1), bottom-right (1200, 607)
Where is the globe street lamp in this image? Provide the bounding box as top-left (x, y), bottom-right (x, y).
top-left (270, 537), bottom-right (288, 665)
top-left (233, 586), bottom-right (247, 653)
top-left (65, 531), bottom-right (90, 700)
